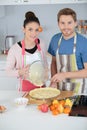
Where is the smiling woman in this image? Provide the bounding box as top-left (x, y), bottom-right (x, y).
top-left (6, 11), bottom-right (48, 92)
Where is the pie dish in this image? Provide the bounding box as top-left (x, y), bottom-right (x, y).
top-left (29, 87), bottom-right (60, 100)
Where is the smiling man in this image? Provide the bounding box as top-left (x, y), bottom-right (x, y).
top-left (48, 8), bottom-right (87, 94)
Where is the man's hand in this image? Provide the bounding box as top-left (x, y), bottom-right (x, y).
top-left (51, 73), bottom-right (66, 83)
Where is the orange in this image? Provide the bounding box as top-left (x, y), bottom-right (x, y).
top-left (38, 26), bottom-right (43, 32)
top-left (63, 107), bottom-right (71, 114)
top-left (59, 100), bottom-right (65, 107)
top-left (53, 103), bottom-right (59, 108)
top-left (57, 104), bottom-right (64, 113)
top-left (52, 110), bottom-right (59, 115)
top-left (50, 105), bottom-right (55, 111)
top-left (37, 105), bottom-right (41, 110)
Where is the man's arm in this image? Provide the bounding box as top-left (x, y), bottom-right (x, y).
top-left (51, 63), bottom-right (87, 83)
top-left (50, 56), bottom-right (58, 88)
top-left (51, 56), bottom-right (57, 77)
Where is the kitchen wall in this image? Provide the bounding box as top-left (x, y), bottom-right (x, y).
top-left (0, 3), bottom-right (87, 50)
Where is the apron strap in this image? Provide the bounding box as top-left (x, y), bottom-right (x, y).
top-left (35, 38), bottom-right (44, 60)
top-left (18, 40), bottom-right (25, 92)
top-left (57, 33), bottom-right (77, 54)
top-left (21, 39), bottom-right (44, 68)
top-left (73, 33), bottom-right (77, 53)
top-left (21, 40), bottom-right (25, 68)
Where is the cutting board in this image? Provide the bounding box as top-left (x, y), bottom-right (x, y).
top-left (24, 91), bottom-right (74, 105)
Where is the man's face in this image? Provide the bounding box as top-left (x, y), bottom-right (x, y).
top-left (58, 15), bottom-right (77, 38)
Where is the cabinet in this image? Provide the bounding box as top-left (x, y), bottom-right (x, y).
top-left (0, 0), bottom-right (87, 5)
top-left (0, 67), bottom-right (18, 90)
top-left (50, 0), bottom-right (87, 4)
top-left (0, 55), bottom-right (18, 90)
top-left (0, 6), bottom-right (5, 18)
top-left (0, 75), bottom-right (18, 90)
top-left (0, 68), bottom-right (18, 90)
top-left (0, 0), bottom-right (50, 5)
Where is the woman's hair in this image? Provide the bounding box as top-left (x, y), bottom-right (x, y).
top-left (23, 11), bottom-right (40, 27)
top-left (57, 8), bottom-right (77, 22)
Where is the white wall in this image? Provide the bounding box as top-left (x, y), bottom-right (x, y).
top-left (0, 3), bottom-right (87, 50)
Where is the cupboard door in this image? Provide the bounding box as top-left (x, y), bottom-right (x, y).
top-left (50, 0), bottom-right (87, 4)
top-left (0, 77), bottom-right (18, 90)
top-left (0, 6), bottom-right (5, 17)
top-left (0, 0), bottom-right (50, 5)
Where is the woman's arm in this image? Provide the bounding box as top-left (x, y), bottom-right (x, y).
top-left (6, 44), bottom-right (30, 79)
top-left (6, 47), bottom-right (19, 77)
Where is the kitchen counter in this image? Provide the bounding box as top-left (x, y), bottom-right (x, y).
top-left (0, 54), bottom-right (7, 61)
top-left (0, 54), bottom-right (7, 70)
top-left (0, 90), bottom-right (87, 130)
top-left (0, 54), bottom-right (18, 90)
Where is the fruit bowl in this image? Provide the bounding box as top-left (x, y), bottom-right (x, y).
top-left (14, 97), bottom-right (28, 108)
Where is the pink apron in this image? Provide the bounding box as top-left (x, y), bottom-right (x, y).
top-left (21, 39), bottom-right (45, 91)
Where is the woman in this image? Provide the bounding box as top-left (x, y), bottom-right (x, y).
top-left (48, 8), bottom-right (87, 94)
top-left (6, 11), bottom-right (48, 91)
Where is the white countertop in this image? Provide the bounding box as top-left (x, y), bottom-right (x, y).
top-left (0, 54), bottom-right (7, 71)
top-left (0, 54), bottom-right (7, 61)
top-left (0, 90), bottom-right (87, 130)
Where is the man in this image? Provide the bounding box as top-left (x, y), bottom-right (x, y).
top-left (48, 8), bottom-right (87, 94)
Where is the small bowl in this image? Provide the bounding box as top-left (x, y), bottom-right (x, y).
top-left (14, 97), bottom-right (28, 108)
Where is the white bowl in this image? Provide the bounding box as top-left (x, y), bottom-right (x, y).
top-left (14, 97), bottom-right (28, 108)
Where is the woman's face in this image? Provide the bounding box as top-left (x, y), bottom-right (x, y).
top-left (58, 15), bottom-right (77, 38)
top-left (23, 22), bottom-right (40, 42)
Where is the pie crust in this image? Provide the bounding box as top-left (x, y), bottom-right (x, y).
top-left (29, 88), bottom-right (60, 99)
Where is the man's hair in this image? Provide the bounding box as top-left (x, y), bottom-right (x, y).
top-left (57, 8), bottom-right (77, 22)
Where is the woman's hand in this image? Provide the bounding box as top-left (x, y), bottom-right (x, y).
top-left (51, 72), bottom-right (66, 83)
top-left (18, 65), bottom-right (29, 79)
